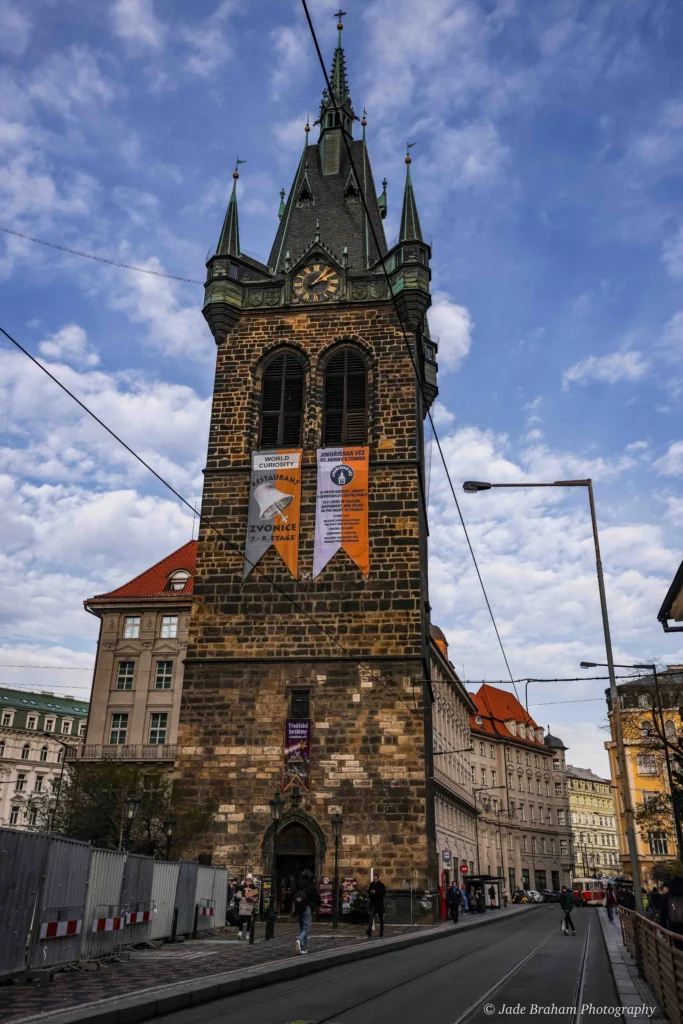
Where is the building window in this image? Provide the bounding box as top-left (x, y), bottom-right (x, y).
top-left (557, 810), bottom-right (566, 825)
top-left (44, 718), bottom-right (55, 732)
top-left (665, 720), bottom-right (677, 741)
top-left (505, 748), bottom-right (511, 762)
top-left (523, 835), bottom-right (528, 852)
top-left (519, 803), bottom-right (525, 821)
top-left (9, 806), bottom-right (19, 825)
top-left (636, 754), bottom-right (658, 776)
top-left (1, 711), bottom-right (13, 726)
top-left (479, 742), bottom-right (485, 757)
top-left (541, 838), bottom-right (547, 853)
top-left (0, 739), bottom-right (4, 757)
top-left (160, 616), bottom-right (178, 639)
top-left (260, 350), bottom-right (305, 448)
top-left (27, 716), bottom-right (37, 730)
top-left (21, 743), bottom-right (30, 760)
top-left (116, 661), bottom-right (135, 690)
top-left (491, 769), bottom-right (497, 786)
top-left (123, 616), bottom-right (140, 639)
top-left (27, 807), bottom-right (38, 826)
top-left (155, 661), bottom-right (174, 690)
top-left (16, 773), bottom-right (27, 791)
top-left (489, 744), bottom-right (495, 759)
top-left (545, 781), bottom-right (550, 796)
top-left (61, 720), bottom-right (72, 735)
top-left (560, 839), bottom-right (568, 855)
top-left (35, 775), bottom-right (44, 792)
top-left (289, 690), bottom-right (310, 720)
top-left (525, 753), bottom-right (530, 766)
top-left (322, 346), bottom-right (367, 446)
top-left (109, 713), bottom-right (129, 745)
top-left (516, 751), bottom-right (521, 764)
top-left (534, 755), bottom-right (539, 767)
top-left (148, 713), bottom-right (168, 746)
top-left (39, 745), bottom-right (48, 762)
top-left (649, 832), bottom-right (669, 856)
top-left (481, 768), bottom-right (487, 786)
top-left (553, 757), bottom-right (561, 770)
top-left (527, 777), bottom-right (532, 793)
top-left (167, 569), bottom-right (191, 592)
top-left (536, 779), bottom-right (541, 794)
top-left (532, 836), bottom-right (538, 853)
top-left (530, 805), bottom-right (536, 822)
top-left (555, 782), bottom-right (562, 797)
top-left (78, 721), bottom-right (86, 736)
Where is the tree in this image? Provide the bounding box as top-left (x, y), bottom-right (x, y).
top-left (37, 762), bottom-right (214, 857)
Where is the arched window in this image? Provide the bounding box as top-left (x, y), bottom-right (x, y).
top-left (641, 721), bottom-right (653, 738)
top-left (0, 739), bottom-right (4, 757)
top-left (323, 347), bottom-right (367, 446)
top-left (40, 745), bottom-right (48, 762)
top-left (21, 743), bottom-right (30, 760)
top-left (166, 570), bottom-right (191, 592)
top-left (260, 351), bottom-right (305, 448)
top-left (665, 720), bottom-right (677, 741)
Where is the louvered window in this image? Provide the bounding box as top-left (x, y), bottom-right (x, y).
top-left (260, 352), bottom-right (304, 449)
top-left (323, 348), bottom-right (367, 446)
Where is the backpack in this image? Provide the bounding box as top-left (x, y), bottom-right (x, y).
top-left (294, 886), bottom-right (309, 912)
top-left (669, 896), bottom-right (683, 926)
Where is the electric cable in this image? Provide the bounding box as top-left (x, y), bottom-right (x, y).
top-left (0, 225), bottom-right (203, 285)
top-left (301, 0), bottom-right (519, 697)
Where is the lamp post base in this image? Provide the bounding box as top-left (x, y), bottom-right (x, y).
top-left (265, 914), bottom-right (276, 941)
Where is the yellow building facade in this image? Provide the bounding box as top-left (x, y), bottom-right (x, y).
top-left (605, 673), bottom-right (682, 887)
top-left (566, 765), bottom-right (620, 877)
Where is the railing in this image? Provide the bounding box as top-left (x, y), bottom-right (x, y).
top-left (620, 906), bottom-right (683, 1023)
top-left (75, 744), bottom-right (177, 761)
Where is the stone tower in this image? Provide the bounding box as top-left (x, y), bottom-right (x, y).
top-left (175, 15), bottom-right (441, 895)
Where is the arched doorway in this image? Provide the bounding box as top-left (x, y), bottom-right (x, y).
top-left (274, 821), bottom-right (316, 913)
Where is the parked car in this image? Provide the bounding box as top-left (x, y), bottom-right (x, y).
top-left (539, 889), bottom-right (559, 902)
top-left (512, 889), bottom-right (529, 903)
top-left (527, 890), bottom-right (545, 903)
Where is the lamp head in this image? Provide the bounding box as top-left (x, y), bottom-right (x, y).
top-left (463, 481), bottom-right (491, 493)
top-left (124, 793), bottom-right (140, 821)
top-left (580, 662), bottom-right (598, 669)
top-left (331, 812), bottom-right (343, 838)
top-left (269, 792), bottom-right (285, 822)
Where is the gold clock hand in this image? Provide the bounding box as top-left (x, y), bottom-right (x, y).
top-left (310, 267), bottom-right (334, 287)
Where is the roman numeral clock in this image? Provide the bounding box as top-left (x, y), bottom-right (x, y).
top-left (292, 263), bottom-right (341, 303)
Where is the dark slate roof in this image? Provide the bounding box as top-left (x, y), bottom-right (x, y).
top-left (544, 731), bottom-right (567, 750)
top-left (399, 160), bottom-right (423, 242)
top-left (659, 559), bottom-right (683, 625)
top-left (268, 138), bottom-right (387, 273)
top-left (566, 764), bottom-right (610, 785)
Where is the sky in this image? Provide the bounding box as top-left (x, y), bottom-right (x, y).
top-left (1, 0), bottom-right (682, 777)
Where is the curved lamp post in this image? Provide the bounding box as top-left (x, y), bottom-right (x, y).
top-left (265, 792), bottom-right (285, 941)
top-left (463, 478), bottom-right (644, 911)
top-left (123, 792), bottom-right (140, 853)
top-left (331, 812), bottom-right (343, 929)
top-left (163, 816), bottom-right (176, 860)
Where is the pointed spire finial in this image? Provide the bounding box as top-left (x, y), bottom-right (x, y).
top-left (361, 107), bottom-right (367, 128)
top-left (217, 160), bottom-right (244, 257)
top-left (278, 188), bottom-right (286, 220)
top-left (399, 145), bottom-right (423, 243)
top-left (233, 157), bottom-right (246, 180)
top-left (405, 141), bottom-right (416, 165)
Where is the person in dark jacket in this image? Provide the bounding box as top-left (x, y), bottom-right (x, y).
top-left (560, 886), bottom-right (577, 935)
top-left (293, 869), bottom-right (321, 955)
top-left (367, 872), bottom-right (386, 937)
top-left (649, 886), bottom-right (662, 918)
top-left (446, 881), bottom-right (462, 924)
top-left (605, 884), bottom-right (617, 923)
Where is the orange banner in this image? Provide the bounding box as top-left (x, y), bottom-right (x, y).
top-left (244, 449), bottom-right (302, 578)
top-left (313, 447), bottom-right (369, 578)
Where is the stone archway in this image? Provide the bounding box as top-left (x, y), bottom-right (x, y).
top-left (262, 811), bottom-right (328, 912)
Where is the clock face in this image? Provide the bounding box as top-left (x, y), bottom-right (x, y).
top-left (292, 263), bottom-right (340, 303)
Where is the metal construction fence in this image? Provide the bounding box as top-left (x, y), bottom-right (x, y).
top-left (620, 906), bottom-right (683, 1024)
top-left (0, 828), bottom-right (229, 980)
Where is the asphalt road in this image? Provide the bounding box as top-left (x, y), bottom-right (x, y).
top-left (155, 906), bottom-right (621, 1024)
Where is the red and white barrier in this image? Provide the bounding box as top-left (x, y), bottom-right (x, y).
top-left (125, 909), bottom-right (152, 924)
top-left (200, 906), bottom-right (215, 917)
top-left (91, 915), bottom-right (123, 933)
top-left (39, 919), bottom-right (82, 939)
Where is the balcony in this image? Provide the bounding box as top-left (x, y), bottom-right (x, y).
top-left (74, 744), bottom-right (177, 762)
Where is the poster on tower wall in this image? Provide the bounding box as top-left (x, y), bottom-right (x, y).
top-left (313, 447), bottom-right (369, 578)
top-left (282, 719), bottom-right (311, 791)
top-left (243, 449), bottom-right (302, 579)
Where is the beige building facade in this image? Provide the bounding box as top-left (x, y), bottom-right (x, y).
top-left (81, 542), bottom-right (196, 768)
top-left (566, 765), bottom-right (620, 877)
top-left (470, 684), bottom-right (574, 894)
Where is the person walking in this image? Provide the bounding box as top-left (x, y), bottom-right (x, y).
top-left (605, 884), bottom-right (617, 923)
top-left (446, 881), bottom-right (462, 924)
top-left (367, 871), bottom-right (386, 937)
top-left (293, 868), bottom-right (320, 955)
top-left (560, 885), bottom-right (576, 935)
top-left (460, 885), bottom-right (469, 913)
top-left (649, 886), bottom-right (662, 920)
top-left (236, 875), bottom-right (258, 940)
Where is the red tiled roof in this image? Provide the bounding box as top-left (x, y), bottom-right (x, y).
top-left (87, 541), bottom-right (196, 602)
top-left (469, 683), bottom-right (545, 747)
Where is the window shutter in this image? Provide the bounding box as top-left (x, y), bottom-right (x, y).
top-left (323, 347), bottom-right (367, 446)
top-left (260, 352), bottom-right (304, 448)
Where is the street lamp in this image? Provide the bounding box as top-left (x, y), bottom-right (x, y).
top-left (46, 733), bottom-right (73, 833)
top-left (463, 477), bottom-right (644, 910)
top-left (163, 816), bottom-right (175, 860)
top-left (581, 660), bottom-right (683, 864)
top-left (123, 792), bottom-right (140, 852)
top-left (265, 792), bottom-right (285, 941)
top-left (331, 812), bottom-right (343, 929)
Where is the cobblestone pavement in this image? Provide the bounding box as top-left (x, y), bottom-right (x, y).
top-left (1, 919), bottom-right (426, 1023)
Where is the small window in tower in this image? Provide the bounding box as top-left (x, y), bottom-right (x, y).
top-left (289, 690), bottom-right (310, 720)
top-left (322, 347), bottom-right (367, 446)
top-left (260, 351), bottom-right (305, 449)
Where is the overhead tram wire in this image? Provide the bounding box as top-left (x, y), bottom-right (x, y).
top-left (0, 325), bottom-right (427, 726)
top-left (300, 1), bottom-right (519, 699)
top-left (0, 226), bottom-right (203, 285)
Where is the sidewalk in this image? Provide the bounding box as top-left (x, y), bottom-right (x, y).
top-left (3, 905), bottom-right (533, 1024)
top-left (597, 907), bottom-right (666, 1023)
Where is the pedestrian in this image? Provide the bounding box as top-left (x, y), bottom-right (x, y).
top-left (605, 884), bottom-right (617, 923)
top-left (488, 884), bottom-right (497, 909)
top-left (476, 888), bottom-right (486, 913)
top-left (293, 868), bottom-right (320, 955)
top-left (560, 885), bottom-right (576, 936)
top-left (649, 886), bottom-right (662, 919)
top-left (662, 878), bottom-right (683, 950)
top-left (236, 875), bottom-right (258, 940)
top-left (460, 885), bottom-right (469, 913)
top-left (446, 881), bottom-right (462, 924)
top-left (660, 885), bottom-right (670, 929)
top-left (367, 871), bottom-right (386, 937)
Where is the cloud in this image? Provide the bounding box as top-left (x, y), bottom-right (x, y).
top-left (663, 226), bottom-right (683, 281)
top-left (38, 324), bottom-right (100, 368)
top-left (182, 0), bottom-right (238, 78)
top-left (0, 0), bottom-right (32, 57)
top-left (429, 292), bottom-right (473, 372)
top-left (563, 349), bottom-right (649, 388)
top-left (111, 0), bottom-right (165, 53)
top-left (437, 122), bottom-right (510, 188)
top-left (432, 401), bottom-right (455, 428)
top-left (270, 26), bottom-right (309, 100)
top-left (28, 46), bottom-right (120, 118)
top-left (653, 442), bottom-right (683, 477)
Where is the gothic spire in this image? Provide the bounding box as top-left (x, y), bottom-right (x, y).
top-left (317, 10), bottom-right (356, 138)
top-left (216, 159), bottom-right (244, 257)
top-left (398, 144), bottom-right (423, 243)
